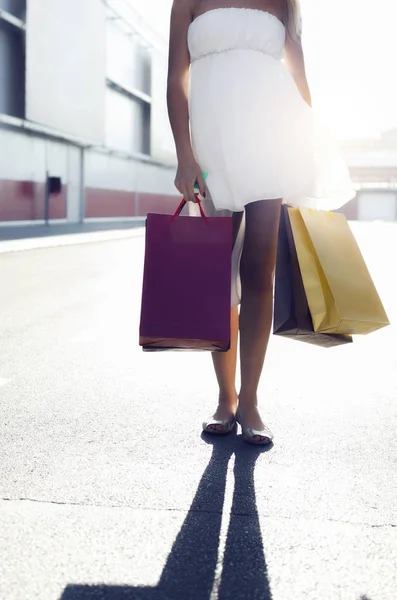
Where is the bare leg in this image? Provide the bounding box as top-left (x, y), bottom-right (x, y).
top-left (238, 199), bottom-right (282, 431)
top-left (209, 306), bottom-right (239, 427)
top-left (208, 212), bottom-right (244, 428)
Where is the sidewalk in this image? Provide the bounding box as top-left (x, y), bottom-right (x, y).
top-left (0, 220), bottom-right (146, 253)
top-left (1, 221), bottom-right (396, 600)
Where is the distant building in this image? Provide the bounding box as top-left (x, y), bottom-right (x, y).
top-left (341, 130), bottom-right (397, 221)
top-left (0, 0), bottom-right (178, 224)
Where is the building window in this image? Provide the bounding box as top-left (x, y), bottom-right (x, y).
top-left (105, 86), bottom-right (150, 155)
top-left (0, 0), bottom-right (26, 20)
top-left (105, 15), bottom-right (152, 156)
top-left (0, 17), bottom-right (25, 118)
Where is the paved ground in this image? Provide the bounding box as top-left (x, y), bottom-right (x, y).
top-left (0, 222), bottom-right (396, 600)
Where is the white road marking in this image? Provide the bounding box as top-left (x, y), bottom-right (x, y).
top-left (0, 378), bottom-right (11, 388)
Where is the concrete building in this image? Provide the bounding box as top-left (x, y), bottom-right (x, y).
top-left (0, 0), bottom-right (178, 225)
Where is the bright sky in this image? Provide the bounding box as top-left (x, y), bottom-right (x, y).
top-left (129, 0), bottom-right (397, 140)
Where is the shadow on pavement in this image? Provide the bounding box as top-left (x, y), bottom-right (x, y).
top-left (60, 435), bottom-right (273, 600)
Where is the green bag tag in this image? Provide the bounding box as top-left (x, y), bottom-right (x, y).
top-left (194, 171), bottom-right (208, 192)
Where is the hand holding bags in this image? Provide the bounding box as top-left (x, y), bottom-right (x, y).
top-left (139, 199), bottom-right (233, 351)
top-left (288, 207), bottom-right (389, 335)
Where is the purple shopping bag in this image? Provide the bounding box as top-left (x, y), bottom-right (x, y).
top-left (139, 198), bottom-right (232, 351)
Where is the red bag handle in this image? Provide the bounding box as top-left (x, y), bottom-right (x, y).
top-left (171, 195), bottom-right (208, 223)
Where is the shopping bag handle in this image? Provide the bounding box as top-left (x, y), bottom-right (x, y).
top-left (171, 195), bottom-right (208, 223)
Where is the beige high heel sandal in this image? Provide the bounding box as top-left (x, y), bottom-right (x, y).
top-left (202, 416), bottom-right (236, 435)
top-left (236, 410), bottom-right (274, 445)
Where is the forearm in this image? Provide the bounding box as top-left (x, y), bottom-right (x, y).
top-left (167, 76), bottom-right (194, 162)
top-left (285, 38), bottom-right (312, 107)
top-left (293, 74), bottom-right (312, 107)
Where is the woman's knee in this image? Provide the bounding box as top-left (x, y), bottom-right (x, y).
top-left (241, 198), bottom-right (281, 295)
top-left (241, 255), bottom-right (275, 294)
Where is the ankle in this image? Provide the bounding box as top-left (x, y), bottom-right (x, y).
top-left (238, 393), bottom-right (258, 409)
top-left (218, 390), bottom-right (238, 408)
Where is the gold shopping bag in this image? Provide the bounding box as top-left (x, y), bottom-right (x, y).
top-left (288, 207), bottom-right (389, 335)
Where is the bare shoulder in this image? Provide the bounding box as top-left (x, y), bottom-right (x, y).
top-left (171, 0), bottom-right (195, 21)
top-left (262, 0), bottom-right (287, 24)
top-left (169, 0), bottom-right (195, 51)
top-left (168, 0), bottom-right (195, 75)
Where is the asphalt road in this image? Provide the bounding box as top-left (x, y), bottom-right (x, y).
top-left (0, 223), bottom-right (396, 600)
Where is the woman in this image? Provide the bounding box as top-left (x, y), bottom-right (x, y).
top-left (167, 0), bottom-right (354, 444)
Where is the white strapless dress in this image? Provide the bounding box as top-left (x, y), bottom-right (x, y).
top-left (188, 8), bottom-right (355, 212)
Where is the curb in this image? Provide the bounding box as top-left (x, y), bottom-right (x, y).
top-left (0, 227), bottom-right (145, 254)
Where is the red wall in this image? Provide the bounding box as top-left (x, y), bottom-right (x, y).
top-left (0, 181), bottom-right (179, 222)
top-left (84, 189), bottom-right (135, 218)
top-left (0, 180), bottom-right (67, 221)
top-left (85, 188), bottom-right (180, 218)
top-left (0, 181), bottom-right (358, 221)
